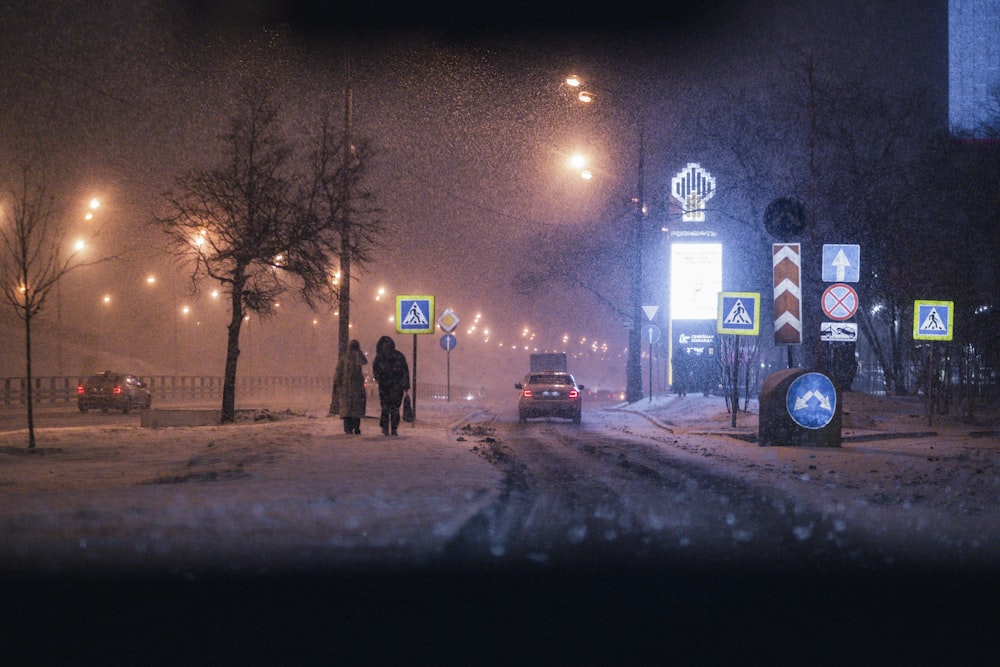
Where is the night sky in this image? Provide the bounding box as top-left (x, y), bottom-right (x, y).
top-left (0, 0), bottom-right (946, 390)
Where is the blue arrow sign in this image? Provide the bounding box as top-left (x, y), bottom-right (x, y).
top-left (642, 324), bottom-right (660, 344)
top-left (822, 244), bottom-right (860, 283)
top-left (785, 372), bottom-right (837, 429)
top-left (440, 333), bottom-right (457, 351)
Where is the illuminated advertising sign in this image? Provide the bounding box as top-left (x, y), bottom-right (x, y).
top-left (670, 163), bottom-right (716, 222)
top-left (670, 242), bottom-right (722, 321)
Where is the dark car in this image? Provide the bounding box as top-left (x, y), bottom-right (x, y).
top-left (77, 371), bottom-right (153, 414)
top-left (516, 371), bottom-right (584, 424)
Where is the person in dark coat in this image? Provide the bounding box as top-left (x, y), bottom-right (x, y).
top-left (372, 335), bottom-right (410, 436)
top-left (333, 339), bottom-right (367, 434)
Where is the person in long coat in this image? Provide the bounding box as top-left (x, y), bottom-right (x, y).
top-left (333, 339), bottom-right (368, 434)
top-left (372, 335), bottom-right (410, 435)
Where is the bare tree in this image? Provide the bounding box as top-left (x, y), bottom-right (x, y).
top-left (706, 54), bottom-right (941, 396)
top-left (0, 166), bottom-right (108, 448)
top-left (156, 84), bottom-right (354, 423)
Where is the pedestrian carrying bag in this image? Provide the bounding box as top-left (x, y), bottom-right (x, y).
top-left (402, 393), bottom-right (414, 422)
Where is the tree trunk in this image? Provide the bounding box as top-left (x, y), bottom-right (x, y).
top-left (25, 311), bottom-right (36, 449)
top-left (221, 283), bottom-right (244, 424)
top-left (857, 305), bottom-right (895, 394)
top-left (889, 301), bottom-right (907, 395)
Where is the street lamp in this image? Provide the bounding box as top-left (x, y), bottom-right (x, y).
top-left (564, 74), bottom-right (647, 403)
top-left (56, 198), bottom-right (99, 375)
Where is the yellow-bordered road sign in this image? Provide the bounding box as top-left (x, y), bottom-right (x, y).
top-left (396, 295), bottom-right (435, 334)
top-left (913, 300), bottom-right (953, 341)
top-left (717, 292), bottom-right (760, 335)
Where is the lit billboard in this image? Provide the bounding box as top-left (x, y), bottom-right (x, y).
top-left (671, 242), bottom-right (722, 321)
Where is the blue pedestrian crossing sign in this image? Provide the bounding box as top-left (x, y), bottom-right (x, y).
top-left (786, 372), bottom-right (838, 429)
top-left (717, 292), bottom-right (760, 335)
top-left (396, 295), bottom-right (435, 334)
top-left (913, 300), bottom-right (954, 341)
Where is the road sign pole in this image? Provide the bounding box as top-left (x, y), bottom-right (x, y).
top-left (412, 334), bottom-right (417, 425)
top-left (447, 348), bottom-right (451, 403)
top-left (648, 340), bottom-right (653, 403)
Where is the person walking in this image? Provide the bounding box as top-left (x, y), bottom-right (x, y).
top-left (372, 335), bottom-right (410, 436)
top-left (333, 339), bottom-right (367, 434)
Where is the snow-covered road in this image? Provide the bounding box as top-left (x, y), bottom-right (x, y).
top-left (1, 393), bottom-right (997, 663)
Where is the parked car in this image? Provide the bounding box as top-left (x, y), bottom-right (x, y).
top-left (591, 388), bottom-right (625, 404)
top-left (77, 371), bottom-right (152, 414)
top-left (516, 371), bottom-right (584, 424)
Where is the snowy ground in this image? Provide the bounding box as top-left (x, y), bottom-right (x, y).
top-left (3, 391), bottom-right (996, 574)
top-left (1, 391), bottom-right (998, 663)
top-left (616, 392), bottom-right (1000, 571)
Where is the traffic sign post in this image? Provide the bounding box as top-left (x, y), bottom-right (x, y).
top-left (913, 300), bottom-right (954, 427)
top-left (822, 244), bottom-right (861, 283)
top-left (773, 244), bottom-right (802, 349)
top-left (913, 300), bottom-right (954, 341)
top-left (642, 324), bottom-right (661, 402)
top-left (437, 309), bottom-right (459, 333)
top-left (396, 295), bottom-right (436, 423)
top-left (396, 295), bottom-right (435, 335)
top-left (717, 292), bottom-right (760, 335)
top-left (820, 321), bottom-right (858, 342)
top-left (821, 283), bottom-right (859, 321)
top-left (759, 368), bottom-right (842, 448)
top-left (440, 333), bottom-right (457, 402)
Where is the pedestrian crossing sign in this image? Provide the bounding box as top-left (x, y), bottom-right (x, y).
top-left (717, 292), bottom-right (760, 335)
top-left (396, 295), bottom-right (435, 334)
top-left (913, 300), bottom-right (953, 341)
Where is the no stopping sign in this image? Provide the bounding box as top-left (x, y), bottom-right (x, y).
top-left (821, 283), bottom-right (858, 321)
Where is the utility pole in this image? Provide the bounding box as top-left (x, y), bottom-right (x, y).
top-left (625, 123), bottom-right (646, 403)
top-left (330, 49), bottom-right (353, 416)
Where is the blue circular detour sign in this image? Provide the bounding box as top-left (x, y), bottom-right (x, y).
top-left (785, 372), bottom-right (837, 430)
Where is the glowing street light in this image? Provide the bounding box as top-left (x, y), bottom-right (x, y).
top-left (565, 75), bottom-right (594, 103)
top-left (562, 73), bottom-right (648, 402)
top-left (568, 152), bottom-right (593, 180)
top-left (84, 198), bottom-right (99, 221)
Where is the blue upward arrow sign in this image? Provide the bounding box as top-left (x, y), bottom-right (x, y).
top-left (823, 244), bottom-right (860, 283)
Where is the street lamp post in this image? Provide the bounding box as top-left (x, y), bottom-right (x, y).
top-left (565, 75), bottom-right (647, 403)
top-left (330, 48), bottom-right (353, 416)
top-left (57, 198), bottom-right (99, 376)
top-left (625, 125), bottom-right (646, 404)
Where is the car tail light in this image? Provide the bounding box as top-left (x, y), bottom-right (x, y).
top-left (77, 385), bottom-right (84, 395)
top-left (522, 388), bottom-right (533, 398)
top-left (113, 385), bottom-right (122, 395)
top-left (569, 389), bottom-right (579, 399)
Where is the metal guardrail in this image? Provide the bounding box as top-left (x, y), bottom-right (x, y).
top-left (1, 376), bottom-right (480, 407)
